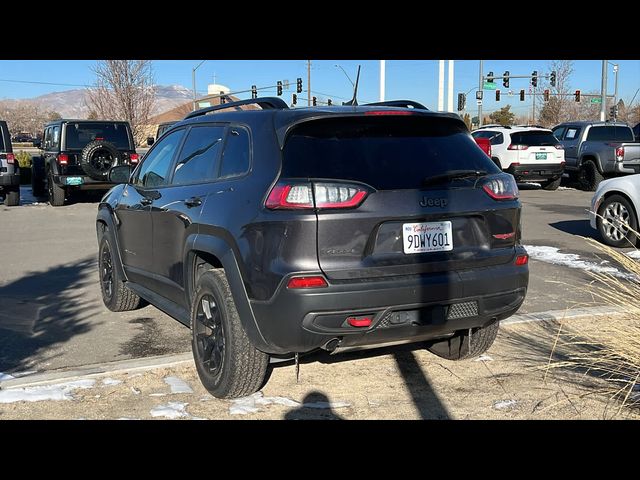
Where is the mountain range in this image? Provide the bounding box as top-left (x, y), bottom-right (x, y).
top-left (1, 84), bottom-right (193, 118)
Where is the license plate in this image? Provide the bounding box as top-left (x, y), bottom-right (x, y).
top-left (65, 176), bottom-right (84, 185)
top-left (402, 221), bottom-right (453, 254)
top-left (535, 152), bottom-right (547, 160)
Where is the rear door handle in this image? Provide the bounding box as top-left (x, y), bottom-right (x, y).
top-left (185, 196), bottom-right (202, 208)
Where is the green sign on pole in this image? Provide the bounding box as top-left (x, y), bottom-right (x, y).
top-left (590, 97), bottom-right (602, 104)
top-left (483, 82), bottom-right (497, 90)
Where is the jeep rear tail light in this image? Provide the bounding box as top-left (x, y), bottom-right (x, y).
top-left (58, 154), bottom-right (69, 165)
top-left (129, 153), bottom-right (139, 163)
top-left (615, 146), bottom-right (624, 161)
top-left (6, 153), bottom-right (15, 164)
top-left (507, 144), bottom-right (528, 150)
top-left (266, 182), bottom-right (368, 210)
top-left (286, 276), bottom-right (328, 289)
top-left (482, 175), bottom-right (519, 200)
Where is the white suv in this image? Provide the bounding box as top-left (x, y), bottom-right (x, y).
top-left (472, 125), bottom-right (565, 190)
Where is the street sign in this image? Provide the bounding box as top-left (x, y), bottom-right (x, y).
top-left (508, 90), bottom-right (513, 96)
top-left (590, 97), bottom-right (602, 104)
top-left (477, 99), bottom-right (483, 106)
top-left (483, 82), bottom-right (497, 90)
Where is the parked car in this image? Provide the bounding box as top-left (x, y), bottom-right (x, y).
top-left (97, 97), bottom-right (529, 399)
top-left (12, 133), bottom-right (33, 143)
top-left (553, 121), bottom-right (640, 191)
top-left (146, 121), bottom-right (176, 146)
top-left (633, 122), bottom-right (639, 142)
top-left (0, 120), bottom-right (20, 206)
top-left (590, 174), bottom-right (640, 247)
top-left (31, 119), bottom-right (139, 206)
top-left (473, 136), bottom-right (491, 158)
top-left (471, 125), bottom-right (565, 190)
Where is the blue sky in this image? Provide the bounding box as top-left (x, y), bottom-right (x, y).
top-left (0, 59), bottom-right (638, 115)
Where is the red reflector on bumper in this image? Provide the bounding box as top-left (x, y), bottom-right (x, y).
top-left (515, 254), bottom-right (529, 266)
top-left (286, 276), bottom-right (328, 289)
top-left (347, 316), bottom-right (372, 327)
top-left (493, 232), bottom-right (515, 240)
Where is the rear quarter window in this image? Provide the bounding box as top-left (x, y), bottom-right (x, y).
top-left (283, 116), bottom-right (500, 190)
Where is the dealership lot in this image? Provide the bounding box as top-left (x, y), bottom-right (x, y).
top-left (0, 184), bottom-right (635, 377)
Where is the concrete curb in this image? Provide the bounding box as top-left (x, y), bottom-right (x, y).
top-left (0, 305), bottom-right (627, 391)
top-left (0, 353), bottom-right (192, 390)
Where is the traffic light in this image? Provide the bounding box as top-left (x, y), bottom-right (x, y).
top-left (550, 70), bottom-right (556, 88)
top-left (503, 71), bottom-right (509, 88)
top-left (609, 105), bottom-right (618, 120)
top-left (543, 89), bottom-right (550, 101)
top-left (277, 81), bottom-right (283, 96)
top-left (292, 93), bottom-right (297, 106)
top-left (520, 89), bottom-right (525, 101)
top-left (312, 96), bottom-right (317, 106)
top-left (251, 85), bottom-right (257, 99)
top-left (296, 77), bottom-right (303, 94)
top-left (531, 70), bottom-right (538, 88)
top-left (487, 71), bottom-right (494, 83)
top-left (496, 90), bottom-right (501, 101)
top-left (327, 99), bottom-right (332, 106)
top-left (457, 93), bottom-right (466, 111)
top-left (575, 90), bottom-right (581, 102)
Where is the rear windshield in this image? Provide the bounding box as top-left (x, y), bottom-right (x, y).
top-left (586, 126), bottom-right (634, 142)
top-left (64, 122), bottom-right (131, 150)
top-left (509, 131), bottom-right (558, 146)
top-left (283, 116), bottom-right (499, 190)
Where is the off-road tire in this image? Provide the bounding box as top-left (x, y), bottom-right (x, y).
top-left (542, 177), bottom-right (562, 191)
top-left (80, 140), bottom-right (120, 181)
top-left (98, 227), bottom-right (143, 311)
top-left (191, 269), bottom-right (269, 399)
top-left (426, 321), bottom-right (499, 361)
top-left (47, 169), bottom-right (66, 207)
top-left (579, 160), bottom-right (604, 192)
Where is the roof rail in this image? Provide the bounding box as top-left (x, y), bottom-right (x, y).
top-left (184, 97), bottom-right (289, 120)
top-left (366, 100), bottom-right (428, 110)
top-left (477, 124), bottom-right (510, 129)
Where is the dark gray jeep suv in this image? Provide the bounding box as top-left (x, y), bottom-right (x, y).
top-left (96, 98), bottom-right (529, 398)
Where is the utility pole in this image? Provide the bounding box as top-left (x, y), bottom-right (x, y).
top-left (532, 84), bottom-right (536, 124)
top-left (379, 60), bottom-right (386, 102)
top-left (478, 60), bottom-right (483, 127)
top-left (600, 60), bottom-right (607, 121)
top-left (438, 60), bottom-right (445, 111)
top-left (307, 60), bottom-right (311, 107)
top-left (447, 60), bottom-right (454, 112)
top-left (613, 63), bottom-right (619, 107)
top-left (192, 60), bottom-right (206, 111)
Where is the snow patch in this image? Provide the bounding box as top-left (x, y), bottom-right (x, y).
top-left (0, 372), bottom-right (15, 381)
top-left (0, 379), bottom-right (95, 404)
top-left (101, 378), bottom-right (122, 386)
top-left (625, 250), bottom-right (640, 260)
top-left (524, 245), bottom-right (635, 280)
top-left (164, 376), bottom-right (193, 394)
top-left (493, 399), bottom-right (517, 410)
top-left (229, 391), bottom-right (300, 415)
top-left (473, 354), bottom-right (494, 362)
top-left (149, 393), bottom-right (166, 397)
top-left (150, 402), bottom-right (190, 419)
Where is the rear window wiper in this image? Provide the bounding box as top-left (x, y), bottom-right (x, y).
top-left (422, 170), bottom-right (488, 187)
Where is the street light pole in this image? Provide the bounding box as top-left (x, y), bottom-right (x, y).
top-left (478, 60), bottom-right (483, 127)
top-left (334, 64), bottom-right (355, 87)
top-left (192, 60), bottom-right (206, 111)
top-left (600, 60), bottom-right (607, 121)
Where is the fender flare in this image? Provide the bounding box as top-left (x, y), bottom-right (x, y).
top-left (579, 153), bottom-right (603, 172)
top-left (96, 205), bottom-right (128, 282)
top-left (189, 234), bottom-right (271, 353)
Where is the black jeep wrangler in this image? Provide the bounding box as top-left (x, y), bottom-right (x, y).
top-left (32, 120), bottom-right (139, 206)
top-left (97, 98), bottom-right (529, 399)
top-left (0, 120), bottom-right (20, 206)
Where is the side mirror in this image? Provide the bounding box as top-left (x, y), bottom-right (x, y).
top-left (146, 137), bottom-right (155, 146)
top-left (108, 165), bottom-right (133, 184)
top-left (33, 139), bottom-right (41, 148)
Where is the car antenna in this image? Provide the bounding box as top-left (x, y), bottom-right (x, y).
top-left (342, 65), bottom-right (361, 106)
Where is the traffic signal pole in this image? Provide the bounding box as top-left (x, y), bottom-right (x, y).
top-left (478, 60), bottom-right (483, 127)
top-left (600, 60), bottom-right (607, 121)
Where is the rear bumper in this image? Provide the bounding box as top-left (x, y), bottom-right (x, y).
top-left (53, 174), bottom-right (116, 190)
top-left (507, 163), bottom-right (564, 182)
top-left (249, 249), bottom-right (529, 355)
top-left (615, 160), bottom-right (640, 174)
top-left (0, 173), bottom-right (20, 188)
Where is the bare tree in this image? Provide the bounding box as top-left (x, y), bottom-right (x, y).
top-left (86, 60), bottom-right (156, 145)
top-left (538, 60), bottom-right (574, 127)
top-left (0, 100), bottom-right (61, 136)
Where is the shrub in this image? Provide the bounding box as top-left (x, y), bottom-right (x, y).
top-left (15, 150), bottom-right (32, 169)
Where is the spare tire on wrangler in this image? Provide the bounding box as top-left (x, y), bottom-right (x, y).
top-left (80, 140), bottom-right (121, 181)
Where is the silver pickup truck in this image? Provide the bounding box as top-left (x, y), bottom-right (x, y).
top-left (552, 121), bottom-right (640, 191)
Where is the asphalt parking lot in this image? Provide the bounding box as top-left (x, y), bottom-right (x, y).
top-left (0, 183), bottom-right (635, 377)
